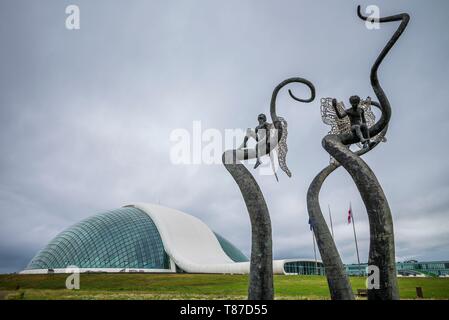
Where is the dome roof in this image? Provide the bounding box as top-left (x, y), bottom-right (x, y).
top-left (26, 207), bottom-right (170, 270)
top-left (25, 204), bottom-right (248, 273)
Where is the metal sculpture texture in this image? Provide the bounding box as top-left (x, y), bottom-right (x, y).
top-left (223, 77), bottom-right (315, 299)
top-left (238, 115), bottom-right (292, 181)
top-left (321, 97), bottom-right (387, 163)
top-left (307, 6), bottom-right (410, 300)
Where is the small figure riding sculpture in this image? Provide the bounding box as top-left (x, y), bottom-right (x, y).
top-left (320, 95), bottom-right (387, 155)
top-left (238, 113), bottom-right (292, 181)
top-left (332, 95), bottom-right (371, 149)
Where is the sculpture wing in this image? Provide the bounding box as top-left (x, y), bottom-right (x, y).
top-left (360, 97), bottom-right (387, 144)
top-left (360, 97), bottom-right (376, 128)
top-left (276, 117), bottom-right (292, 178)
top-left (321, 98), bottom-right (351, 164)
top-left (320, 97), bottom-right (351, 135)
top-left (269, 150), bottom-right (279, 182)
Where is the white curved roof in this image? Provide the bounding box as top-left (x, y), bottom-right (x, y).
top-left (127, 203), bottom-right (321, 275)
top-left (20, 202), bottom-right (320, 275)
top-left (128, 203), bottom-right (253, 274)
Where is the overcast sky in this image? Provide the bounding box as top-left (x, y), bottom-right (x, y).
top-left (0, 0), bottom-right (448, 274)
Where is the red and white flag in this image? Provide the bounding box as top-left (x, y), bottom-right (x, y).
top-left (347, 203), bottom-right (353, 224)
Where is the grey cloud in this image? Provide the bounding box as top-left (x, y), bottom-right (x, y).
top-left (0, 0), bottom-right (448, 273)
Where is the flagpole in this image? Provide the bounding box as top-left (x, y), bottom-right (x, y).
top-left (312, 231), bottom-right (318, 275)
top-left (328, 204), bottom-right (334, 239)
top-left (350, 202), bottom-right (362, 275)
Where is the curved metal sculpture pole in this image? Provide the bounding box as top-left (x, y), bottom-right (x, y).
top-left (308, 124), bottom-right (386, 300)
top-left (307, 162), bottom-right (351, 299)
top-left (221, 159), bottom-right (273, 300)
top-left (308, 6), bottom-right (409, 300)
top-left (223, 78), bottom-right (315, 300)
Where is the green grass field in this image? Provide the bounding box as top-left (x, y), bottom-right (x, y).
top-left (0, 274), bottom-right (448, 300)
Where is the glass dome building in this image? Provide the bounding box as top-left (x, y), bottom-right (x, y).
top-left (26, 207), bottom-right (172, 271)
top-left (22, 203), bottom-right (323, 275)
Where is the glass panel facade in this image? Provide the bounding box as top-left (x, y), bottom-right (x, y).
top-left (26, 207), bottom-right (170, 270)
top-left (395, 261), bottom-right (449, 276)
top-left (345, 264), bottom-right (368, 276)
top-left (214, 232), bottom-right (249, 262)
top-left (284, 261), bottom-right (326, 275)
top-left (345, 261), bottom-right (449, 276)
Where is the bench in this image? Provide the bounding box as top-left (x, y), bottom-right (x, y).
top-left (357, 289), bottom-right (368, 297)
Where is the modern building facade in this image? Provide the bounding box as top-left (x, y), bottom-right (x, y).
top-left (345, 260), bottom-right (449, 277)
top-left (22, 203), bottom-right (323, 275)
top-left (396, 260), bottom-right (449, 277)
top-left (283, 259), bottom-right (325, 276)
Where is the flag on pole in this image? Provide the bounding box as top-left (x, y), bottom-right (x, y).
top-left (347, 201), bottom-right (361, 272)
top-left (348, 203), bottom-right (352, 224)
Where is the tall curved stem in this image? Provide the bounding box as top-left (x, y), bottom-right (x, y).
top-left (223, 78), bottom-right (315, 300)
top-left (307, 6), bottom-right (409, 300)
top-left (307, 163), bottom-right (354, 299)
top-left (222, 157), bottom-right (274, 300)
top-left (323, 134), bottom-right (398, 300)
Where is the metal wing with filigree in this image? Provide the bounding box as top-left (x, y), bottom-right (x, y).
top-left (276, 117), bottom-right (292, 178)
top-left (320, 97), bottom-right (352, 136)
top-left (320, 97), bottom-right (386, 163)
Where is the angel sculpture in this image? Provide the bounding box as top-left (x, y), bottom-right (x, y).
top-left (320, 96), bottom-right (386, 163)
top-left (238, 113), bottom-right (291, 182)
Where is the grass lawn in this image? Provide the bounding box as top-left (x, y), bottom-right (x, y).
top-left (0, 273), bottom-right (448, 300)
